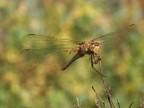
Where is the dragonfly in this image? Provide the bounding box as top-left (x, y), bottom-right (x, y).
top-left (23, 24), bottom-right (136, 77)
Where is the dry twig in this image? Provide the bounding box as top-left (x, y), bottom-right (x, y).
top-left (76, 97), bottom-right (81, 108)
top-left (117, 99), bottom-right (120, 108)
top-left (129, 101), bottom-right (134, 108)
top-left (99, 59), bottom-right (115, 108)
top-left (140, 99), bottom-right (144, 108)
top-left (92, 86), bottom-right (106, 108)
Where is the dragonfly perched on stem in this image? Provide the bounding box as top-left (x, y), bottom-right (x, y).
top-left (23, 24), bottom-right (137, 77)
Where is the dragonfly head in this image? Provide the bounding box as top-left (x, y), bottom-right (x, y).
top-left (93, 42), bottom-right (100, 54)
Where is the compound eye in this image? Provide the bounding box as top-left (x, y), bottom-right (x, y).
top-left (96, 45), bottom-right (100, 48)
top-left (95, 42), bottom-right (100, 47)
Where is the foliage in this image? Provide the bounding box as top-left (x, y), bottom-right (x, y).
top-left (0, 0), bottom-right (144, 108)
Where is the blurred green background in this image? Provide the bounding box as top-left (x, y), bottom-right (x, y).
top-left (0, 0), bottom-right (144, 108)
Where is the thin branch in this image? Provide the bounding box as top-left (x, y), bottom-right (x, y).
top-left (76, 97), bottom-right (81, 108)
top-left (92, 86), bottom-right (106, 108)
top-left (99, 59), bottom-right (115, 108)
top-left (95, 99), bottom-right (102, 108)
top-left (129, 101), bottom-right (134, 108)
top-left (117, 99), bottom-right (120, 108)
top-left (139, 99), bottom-right (144, 108)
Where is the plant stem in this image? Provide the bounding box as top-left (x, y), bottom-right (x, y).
top-left (99, 59), bottom-right (115, 108)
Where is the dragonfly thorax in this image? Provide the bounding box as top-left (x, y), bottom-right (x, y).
top-left (79, 41), bottom-right (100, 55)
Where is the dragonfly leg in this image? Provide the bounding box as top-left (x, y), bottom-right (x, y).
top-left (90, 54), bottom-right (106, 77)
top-left (93, 55), bottom-right (101, 64)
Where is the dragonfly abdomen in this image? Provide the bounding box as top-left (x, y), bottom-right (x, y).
top-left (62, 52), bottom-right (84, 70)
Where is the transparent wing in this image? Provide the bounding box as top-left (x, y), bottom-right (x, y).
top-left (22, 34), bottom-right (79, 70)
top-left (92, 24), bottom-right (137, 44)
top-left (23, 34), bottom-right (78, 49)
